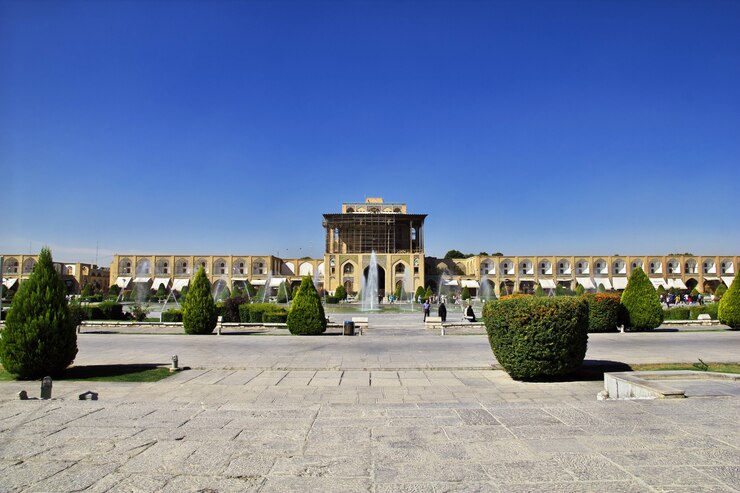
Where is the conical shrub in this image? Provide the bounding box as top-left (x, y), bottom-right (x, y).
top-left (718, 272), bottom-right (740, 328)
top-left (182, 267), bottom-right (217, 334)
top-left (619, 267), bottom-right (663, 330)
top-left (0, 247), bottom-right (77, 379)
top-left (287, 276), bottom-right (326, 335)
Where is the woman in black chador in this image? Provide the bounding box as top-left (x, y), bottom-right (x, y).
top-left (465, 304), bottom-right (476, 322)
top-left (438, 302), bottom-right (447, 322)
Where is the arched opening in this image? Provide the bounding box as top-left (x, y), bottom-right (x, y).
top-left (685, 259), bottom-right (698, 274)
top-left (539, 260), bottom-right (552, 275)
top-left (720, 259), bottom-right (734, 274)
top-left (500, 280), bottom-right (515, 296)
top-left (3, 257), bottom-right (19, 274)
top-left (667, 258), bottom-right (680, 274)
top-left (299, 262), bottom-right (313, 276)
top-left (557, 259), bottom-right (571, 275)
top-left (519, 260), bottom-right (533, 276)
top-left (343, 279), bottom-right (354, 295)
top-left (363, 264), bottom-right (386, 297)
top-left (519, 281), bottom-right (535, 294)
top-left (685, 278), bottom-right (698, 292)
top-left (576, 259), bottom-right (589, 275)
top-left (648, 259), bottom-right (662, 274)
top-left (630, 259), bottom-right (643, 272)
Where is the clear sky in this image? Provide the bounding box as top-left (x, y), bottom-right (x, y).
top-left (2, 0), bottom-right (739, 265)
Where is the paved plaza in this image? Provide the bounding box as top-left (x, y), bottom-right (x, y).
top-left (1, 314), bottom-right (739, 492)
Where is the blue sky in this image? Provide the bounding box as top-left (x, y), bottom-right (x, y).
top-left (2, 0), bottom-right (739, 265)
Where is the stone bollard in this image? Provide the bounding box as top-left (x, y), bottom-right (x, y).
top-left (171, 355), bottom-right (179, 370)
top-left (40, 377), bottom-right (52, 399)
top-left (17, 390), bottom-right (28, 400)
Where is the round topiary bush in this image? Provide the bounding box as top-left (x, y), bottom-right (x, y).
top-left (0, 247), bottom-right (78, 379)
top-left (182, 267), bottom-right (217, 334)
top-left (287, 276), bottom-right (326, 335)
top-left (482, 296), bottom-right (589, 380)
top-left (718, 272), bottom-right (740, 328)
top-left (619, 267), bottom-right (663, 330)
top-left (583, 293), bottom-right (621, 332)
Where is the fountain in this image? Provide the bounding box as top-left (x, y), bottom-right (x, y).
top-left (402, 267), bottom-right (414, 311)
top-left (480, 274), bottom-right (492, 301)
top-left (361, 251), bottom-right (379, 312)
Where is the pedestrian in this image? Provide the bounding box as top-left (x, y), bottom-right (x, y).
top-left (465, 304), bottom-right (476, 322)
top-left (438, 301), bottom-right (447, 322)
top-left (423, 300), bottom-right (430, 321)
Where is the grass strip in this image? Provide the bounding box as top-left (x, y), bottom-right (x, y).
top-left (0, 365), bottom-right (173, 382)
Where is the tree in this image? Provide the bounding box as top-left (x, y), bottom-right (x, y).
top-left (394, 283), bottom-right (402, 300)
top-left (109, 284), bottom-right (120, 299)
top-left (179, 285), bottom-right (189, 301)
top-left (277, 281), bottom-right (291, 303)
top-left (245, 281), bottom-right (256, 297)
top-left (444, 250), bottom-right (466, 259)
top-left (461, 286), bottom-right (471, 300)
top-left (656, 285), bottom-right (666, 296)
top-left (81, 283), bottom-right (94, 299)
top-left (575, 284), bottom-right (585, 296)
top-left (534, 285), bottom-right (546, 297)
top-left (334, 284), bottom-right (347, 301)
top-left (182, 267), bottom-right (217, 334)
top-left (155, 284), bottom-right (167, 301)
top-left (597, 283), bottom-right (606, 293)
top-left (425, 286), bottom-right (433, 300)
top-left (0, 247), bottom-right (77, 379)
top-left (231, 284), bottom-right (245, 298)
top-left (414, 286), bottom-right (425, 302)
top-left (715, 282), bottom-right (728, 301)
top-left (718, 272), bottom-right (740, 328)
top-left (287, 276), bottom-right (326, 335)
top-left (619, 267), bottom-right (663, 330)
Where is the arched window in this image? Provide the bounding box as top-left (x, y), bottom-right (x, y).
top-left (4, 258), bottom-right (19, 274)
top-left (395, 263), bottom-right (405, 274)
top-left (343, 263), bottom-right (354, 275)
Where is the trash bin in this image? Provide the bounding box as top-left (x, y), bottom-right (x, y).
top-left (343, 320), bottom-right (355, 336)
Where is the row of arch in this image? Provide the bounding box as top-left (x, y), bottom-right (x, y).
top-left (2, 257), bottom-right (36, 275)
top-left (118, 257), bottom-right (270, 276)
top-left (477, 258), bottom-right (735, 277)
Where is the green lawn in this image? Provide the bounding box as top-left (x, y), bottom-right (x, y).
top-left (0, 365), bottom-right (174, 382)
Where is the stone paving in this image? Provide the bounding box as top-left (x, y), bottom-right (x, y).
top-left (0, 314), bottom-right (739, 492)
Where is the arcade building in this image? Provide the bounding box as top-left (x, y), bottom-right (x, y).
top-left (1, 198), bottom-right (737, 298)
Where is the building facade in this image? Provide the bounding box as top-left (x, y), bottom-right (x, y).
top-left (430, 254), bottom-right (737, 296)
top-left (1, 255), bottom-right (110, 295)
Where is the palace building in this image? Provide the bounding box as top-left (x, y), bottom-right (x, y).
top-left (1, 198), bottom-right (736, 297)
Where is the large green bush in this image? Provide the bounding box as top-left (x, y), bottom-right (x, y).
top-left (334, 285), bottom-right (347, 301)
top-left (0, 247), bottom-right (78, 379)
top-left (619, 267), bottom-right (663, 330)
top-left (714, 283), bottom-right (728, 302)
top-left (482, 296), bottom-right (589, 380)
top-left (238, 303), bottom-right (251, 323)
top-left (718, 272), bottom-right (740, 328)
top-left (247, 303), bottom-right (273, 323)
top-left (287, 276), bottom-right (326, 335)
top-left (182, 267), bottom-right (217, 334)
top-left (583, 293), bottom-right (620, 332)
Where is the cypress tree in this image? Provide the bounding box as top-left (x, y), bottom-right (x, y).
top-left (461, 286), bottom-right (471, 300)
top-left (534, 285), bottom-right (546, 297)
top-left (597, 283), bottom-right (606, 293)
top-left (287, 276), bottom-right (326, 335)
top-left (425, 286), bottom-right (433, 300)
top-left (414, 286), bottom-right (425, 301)
top-left (575, 284), bottom-right (585, 296)
top-left (0, 247), bottom-right (77, 379)
top-left (182, 267), bottom-right (217, 334)
top-left (718, 272), bottom-right (740, 328)
top-left (619, 267), bottom-right (664, 330)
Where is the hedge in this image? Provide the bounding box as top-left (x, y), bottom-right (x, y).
top-left (583, 293), bottom-right (620, 332)
top-left (482, 296), bottom-right (589, 380)
top-left (162, 310), bottom-right (183, 322)
top-left (664, 307), bottom-right (690, 320)
top-left (263, 310), bottom-right (288, 323)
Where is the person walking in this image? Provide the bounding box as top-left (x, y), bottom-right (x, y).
top-left (438, 301), bottom-right (447, 322)
top-left (423, 300), bottom-right (430, 321)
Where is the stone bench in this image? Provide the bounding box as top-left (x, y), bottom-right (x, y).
top-left (351, 317), bottom-right (368, 335)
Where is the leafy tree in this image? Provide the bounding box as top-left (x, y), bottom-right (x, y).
top-left (619, 267), bottom-right (663, 330)
top-left (393, 283), bottom-right (402, 300)
top-left (575, 284), bottom-right (585, 296)
top-left (534, 285), bottom-right (545, 297)
top-left (715, 282), bottom-right (728, 301)
top-left (414, 286), bottom-right (425, 301)
top-left (334, 284), bottom-right (347, 301)
top-left (425, 286), bottom-right (433, 300)
top-left (182, 267), bottom-right (217, 334)
top-left (286, 276), bottom-right (326, 335)
top-left (461, 286), bottom-right (471, 300)
top-left (155, 284), bottom-right (167, 301)
top-left (718, 272), bottom-right (740, 328)
top-left (108, 284), bottom-right (120, 298)
top-left (81, 283), bottom-right (94, 299)
top-left (0, 247), bottom-right (77, 379)
top-left (479, 251), bottom-right (489, 256)
top-left (444, 250), bottom-right (466, 259)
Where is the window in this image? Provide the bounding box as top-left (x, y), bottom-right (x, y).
top-left (239, 262), bottom-right (245, 274)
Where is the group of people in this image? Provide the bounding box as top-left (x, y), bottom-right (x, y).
top-left (421, 299), bottom-right (476, 323)
top-left (660, 293), bottom-right (711, 308)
